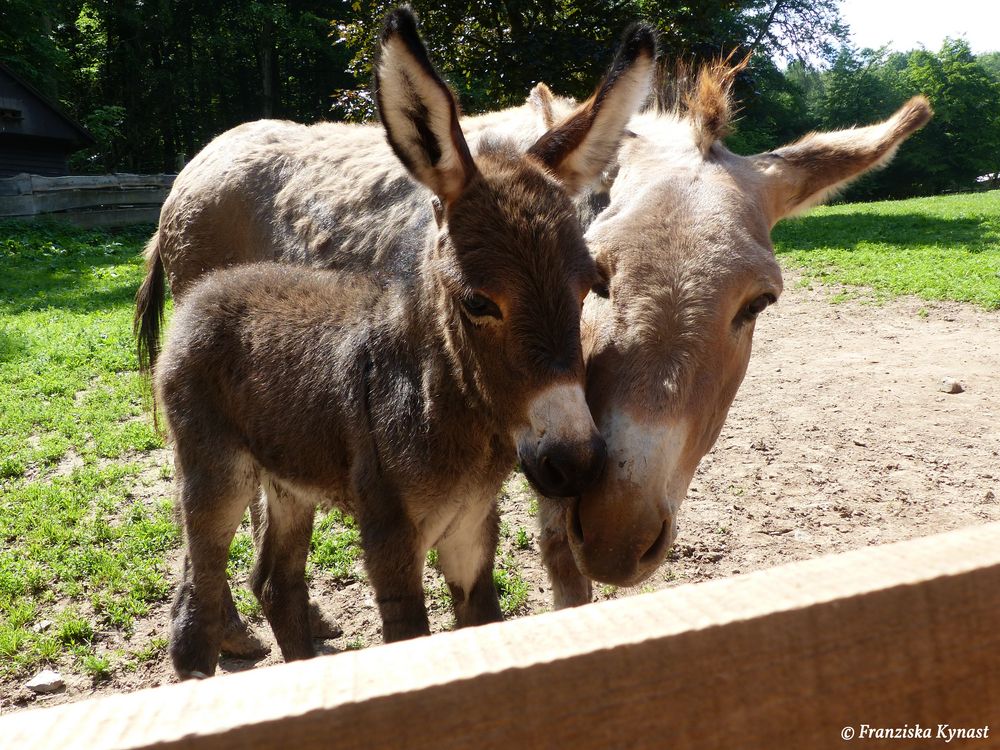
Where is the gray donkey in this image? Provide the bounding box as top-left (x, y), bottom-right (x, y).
top-left (156, 9), bottom-right (654, 678)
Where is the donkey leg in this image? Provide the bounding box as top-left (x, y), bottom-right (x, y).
top-left (249, 479), bottom-right (315, 662)
top-left (240, 491), bottom-right (340, 645)
top-left (438, 500), bottom-right (502, 628)
top-left (219, 492), bottom-right (270, 658)
top-left (170, 460), bottom-right (254, 678)
top-left (363, 532), bottom-right (429, 644)
top-left (538, 497), bottom-right (592, 609)
top-left (219, 583), bottom-right (269, 658)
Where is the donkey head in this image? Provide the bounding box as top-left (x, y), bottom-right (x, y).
top-left (571, 62), bottom-right (932, 586)
top-left (376, 9), bottom-right (656, 498)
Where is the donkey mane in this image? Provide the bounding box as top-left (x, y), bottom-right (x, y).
top-left (653, 56), bottom-right (749, 156)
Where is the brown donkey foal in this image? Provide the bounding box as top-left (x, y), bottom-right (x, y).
top-left (157, 9), bottom-right (654, 678)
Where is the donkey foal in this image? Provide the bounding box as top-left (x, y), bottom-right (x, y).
top-left (157, 8), bottom-right (653, 678)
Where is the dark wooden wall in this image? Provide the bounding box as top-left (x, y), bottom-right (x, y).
top-left (0, 66), bottom-right (91, 177)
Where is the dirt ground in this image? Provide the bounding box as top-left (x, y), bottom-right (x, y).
top-left (8, 274), bottom-right (1000, 712)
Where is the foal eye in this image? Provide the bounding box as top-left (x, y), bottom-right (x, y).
top-left (591, 280), bottom-right (610, 299)
top-left (739, 293), bottom-right (776, 323)
top-left (461, 293), bottom-right (502, 320)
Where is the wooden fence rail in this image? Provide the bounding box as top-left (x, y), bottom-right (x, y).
top-left (0, 173), bottom-right (174, 227)
top-left (3, 522), bottom-right (1000, 749)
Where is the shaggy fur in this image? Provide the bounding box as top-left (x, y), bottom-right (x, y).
top-left (151, 11), bottom-right (655, 671)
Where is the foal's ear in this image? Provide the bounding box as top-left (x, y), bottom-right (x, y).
top-left (375, 7), bottom-right (477, 205)
top-left (754, 96), bottom-right (932, 226)
top-left (528, 24), bottom-right (657, 194)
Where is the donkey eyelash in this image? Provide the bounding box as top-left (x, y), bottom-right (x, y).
top-left (461, 293), bottom-right (503, 321)
top-left (738, 293), bottom-right (776, 323)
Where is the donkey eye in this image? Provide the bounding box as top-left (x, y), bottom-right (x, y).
top-left (591, 280), bottom-right (610, 299)
top-left (461, 293), bottom-right (502, 320)
top-left (739, 293), bottom-right (776, 323)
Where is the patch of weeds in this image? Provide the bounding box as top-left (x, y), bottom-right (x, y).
top-left (493, 554), bottom-right (529, 616)
top-left (345, 637), bottom-right (366, 651)
top-left (527, 496), bottom-right (539, 517)
top-left (227, 530), bottom-right (255, 577)
top-left (80, 653), bottom-right (112, 682)
top-left (514, 527), bottom-right (532, 550)
top-left (425, 548), bottom-right (439, 568)
top-left (599, 584), bottom-right (618, 598)
top-left (130, 636), bottom-right (167, 665)
top-left (232, 586), bottom-right (262, 619)
top-left (310, 510), bottom-right (362, 581)
top-left (424, 579), bottom-right (453, 614)
top-left (56, 609), bottom-right (94, 645)
top-left (0, 221), bottom-right (179, 683)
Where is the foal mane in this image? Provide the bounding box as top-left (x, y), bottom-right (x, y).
top-left (653, 54), bottom-right (749, 156)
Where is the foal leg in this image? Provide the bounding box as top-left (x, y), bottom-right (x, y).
top-left (170, 456), bottom-right (255, 678)
top-left (218, 490), bottom-right (270, 658)
top-left (538, 497), bottom-right (592, 609)
top-left (250, 479), bottom-right (315, 662)
top-left (437, 500), bottom-right (502, 628)
top-left (219, 581), bottom-right (269, 658)
top-left (221, 492), bottom-right (339, 654)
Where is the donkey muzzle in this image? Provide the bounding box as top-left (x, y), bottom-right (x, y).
top-left (516, 383), bottom-right (607, 499)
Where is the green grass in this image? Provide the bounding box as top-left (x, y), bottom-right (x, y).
top-left (774, 190), bottom-right (1000, 308)
top-left (1, 191), bottom-right (994, 684)
top-left (0, 220), bottom-right (179, 681)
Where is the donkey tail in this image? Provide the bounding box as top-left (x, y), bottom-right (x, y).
top-left (134, 233), bottom-right (166, 375)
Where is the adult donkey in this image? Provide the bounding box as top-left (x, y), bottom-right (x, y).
top-left (541, 65), bottom-right (931, 603)
top-left (137, 17), bottom-right (656, 653)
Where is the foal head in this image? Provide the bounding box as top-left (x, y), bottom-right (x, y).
top-left (376, 10), bottom-right (656, 497)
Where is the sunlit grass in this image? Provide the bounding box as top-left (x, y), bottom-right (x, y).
top-left (774, 190), bottom-right (1000, 308)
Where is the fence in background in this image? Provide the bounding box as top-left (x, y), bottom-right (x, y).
top-left (0, 173), bottom-right (174, 227)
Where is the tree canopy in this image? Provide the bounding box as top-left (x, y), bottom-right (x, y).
top-left (1, 1), bottom-right (997, 198)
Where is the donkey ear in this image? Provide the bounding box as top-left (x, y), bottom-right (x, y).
top-left (375, 7), bottom-right (477, 204)
top-left (754, 96), bottom-right (932, 226)
top-left (527, 82), bottom-right (559, 129)
top-left (527, 24), bottom-right (657, 194)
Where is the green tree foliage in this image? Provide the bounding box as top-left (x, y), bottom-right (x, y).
top-left (1, 1), bottom-right (996, 198)
top-left (801, 40), bottom-right (1000, 199)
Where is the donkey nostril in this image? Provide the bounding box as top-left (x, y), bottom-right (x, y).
top-left (640, 521), bottom-right (671, 565)
top-left (539, 454), bottom-right (569, 490)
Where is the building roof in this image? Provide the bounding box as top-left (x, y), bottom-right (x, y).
top-left (0, 62), bottom-right (96, 146)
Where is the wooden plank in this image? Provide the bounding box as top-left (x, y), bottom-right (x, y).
top-left (0, 173), bottom-right (34, 196)
top-left (8, 173), bottom-right (175, 192)
top-left (47, 206), bottom-right (163, 228)
top-left (3, 523), bottom-right (1000, 750)
top-left (24, 186), bottom-right (171, 213)
top-left (0, 194), bottom-right (39, 216)
top-left (0, 173), bottom-right (174, 220)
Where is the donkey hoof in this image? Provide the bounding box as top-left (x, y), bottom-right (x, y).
top-left (220, 624), bottom-right (270, 659)
top-left (309, 600), bottom-right (343, 639)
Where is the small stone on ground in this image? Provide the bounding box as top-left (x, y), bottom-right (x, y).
top-left (939, 377), bottom-right (964, 394)
top-left (25, 670), bottom-right (64, 694)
